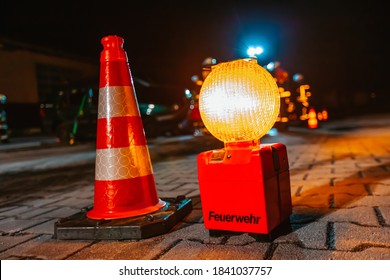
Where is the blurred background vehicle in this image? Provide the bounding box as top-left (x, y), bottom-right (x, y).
top-left (39, 77), bottom-right (193, 143)
top-left (139, 83), bottom-right (190, 139)
top-left (0, 94), bottom-right (9, 143)
top-left (182, 57), bottom-right (218, 136)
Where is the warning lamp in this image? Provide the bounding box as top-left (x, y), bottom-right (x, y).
top-left (197, 58), bottom-right (292, 240)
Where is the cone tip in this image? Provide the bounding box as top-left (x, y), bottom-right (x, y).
top-left (100, 35), bottom-right (127, 62)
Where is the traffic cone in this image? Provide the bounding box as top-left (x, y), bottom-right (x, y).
top-left (308, 107), bottom-right (318, 129)
top-left (87, 35), bottom-right (165, 220)
top-left (54, 35), bottom-right (192, 240)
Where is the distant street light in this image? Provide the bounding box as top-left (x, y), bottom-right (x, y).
top-left (247, 46), bottom-right (264, 58)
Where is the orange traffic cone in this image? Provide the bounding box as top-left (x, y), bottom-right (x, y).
top-left (87, 35), bottom-right (165, 220)
top-left (308, 107), bottom-right (318, 129)
top-left (54, 35), bottom-right (192, 240)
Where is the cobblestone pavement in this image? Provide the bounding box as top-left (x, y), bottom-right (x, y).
top-left (1, 113), bottom-right (390, 260)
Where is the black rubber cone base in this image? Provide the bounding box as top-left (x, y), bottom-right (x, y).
top-left (54, 196), bottom-right (192, 240)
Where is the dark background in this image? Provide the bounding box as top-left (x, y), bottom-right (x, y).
top-left (1, 0), bottom-right (388, 117)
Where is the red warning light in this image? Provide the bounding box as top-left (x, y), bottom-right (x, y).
top-left (197, 59), bottom-right (292, 240)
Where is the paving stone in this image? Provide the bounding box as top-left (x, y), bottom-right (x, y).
top-left (292, 193), bottom-right (330, 208)
top-left (0, 206), bottom-right (18, 214)
top-left (156, 182), bottom-right (184, 191)
top-left (158, 190), bottom-right (195, 198)
top-left (378, 206), bottom-right (390, 225)
top-left (335, 173), bottom-right (363, 180)
top-left (272, 243), bottom-right (333, 260)
top-left (0, 233), bottom-right (38, 253)
top-left (160, 239), bottom-right (269, 260)
top-left (310, 166), bottom-right (333, 173)
top-left (16, 207), bottom-right (57, 219)
top-left (69, 224), bottom-right (210, 259)
top-left (293, 178), bottom-right (331, 188)
top-left (178, 183), bottom-right (200, 190)
top-left (37, 206), bottom-right (81, 219)
top-left (19, 197), bottom-right (64, 207)
top-left (67, 236), bottom-right (165, 260)
top-left (225, 233), bottom-right (258, 245)
top-left (2, 114), bottom-right (390, 260)
top-left (334, 194), bottom-right (390, 208)
top-left (333, 247), bottom-right (390, 260)
top-left (332, 167), bottom-right (361, 175)
top-left (290, 172), bottom-right (309, 181)
top-left (0, 206), bottom-right (31, 217)
top-left (333, 159), bottom-right (359, 167)
top-left (0, 217), bottom-right (15, 224)
top-left (47, 197), bottom-right (92, 208)
top-left (168, 178), bottom-right (199, 185)
top-left (331, 184), bottom-right (369, 195)
top-left (155, 177), bottom-right (179, 185)
top-left (291, 206), bottom-right (327, 223)
top-left (378, 177), bottom-right (390, 184)
top-left (305, 172), bottom-right (333, 181)
top-left (0, 218), bottom-right (47, 234)
top-left (290, 185), bottom-right (304, 198)
top-left (153, 171), bottom-right (175, 180)
top-left (183, 189), bottom-right (200, 197)
top-left (61, 187), bottom-right (94, 199)
top-left (334, 177), bottom-right (375, 186)
top-left (297, 184), bottom-right (368, 196)
top-left (23, 219), bottom-right (56, 234)
top-left (357, 162), bottom-right (389, 169)
top-left (45, 192), bottom-right (74, 200)
top-left (165, 223), bottom-right (225, 245)
top-left (334, 222), bottom-right (390, 251)
top-left (370, 183), bottom-right (390, 195)
top-left (275, 222), bottom-right (328, 249)
top-left (318, 207), bottom-right (379, 226)
top-left (361, 166), bottom-right (390, 178)
top-left (0, 234), bottom-right (93, 260)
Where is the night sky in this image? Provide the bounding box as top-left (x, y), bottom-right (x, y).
top-left (1, 0), bottom-right (388, 113)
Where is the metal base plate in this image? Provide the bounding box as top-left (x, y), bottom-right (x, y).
top-left (209, 218), bottom-right (292, 242)
top-left (54, 196), bottom-right (192, 240)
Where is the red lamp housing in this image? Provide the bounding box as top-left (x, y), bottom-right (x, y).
top-left (198, 141), bottom-right (292, 238)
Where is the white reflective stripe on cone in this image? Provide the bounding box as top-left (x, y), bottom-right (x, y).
top-left (98, 86), bottom-right (140, 119)
top-left (95, 146), bottom-right (153, 181)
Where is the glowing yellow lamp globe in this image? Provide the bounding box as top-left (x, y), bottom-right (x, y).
top-left (199, 58), bottom-right (280, 144)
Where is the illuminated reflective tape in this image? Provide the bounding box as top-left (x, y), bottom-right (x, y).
top-left (98, 86), bottom-right (139, 119)
top-left (96, 116), bottom-right (146, 149)
top-left (95, 146), bottom-right (153, 181)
